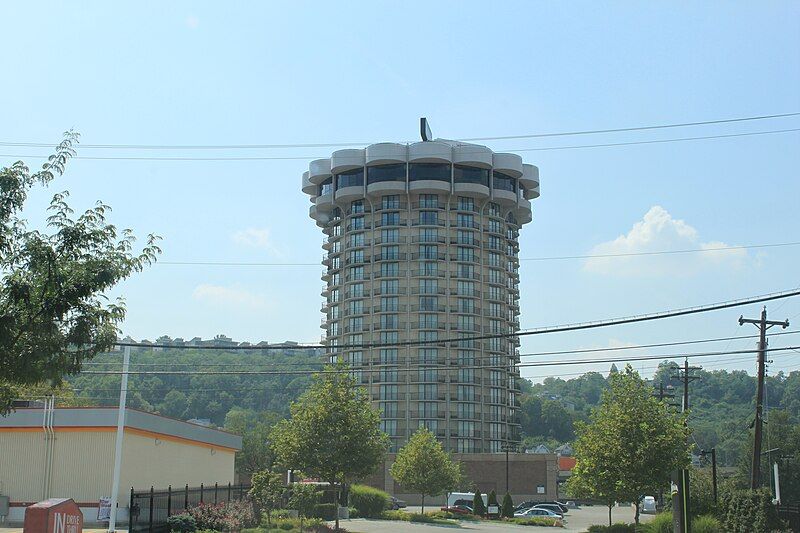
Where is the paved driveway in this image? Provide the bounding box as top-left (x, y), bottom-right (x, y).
top-left (337, 505), bottom-right (654, 533)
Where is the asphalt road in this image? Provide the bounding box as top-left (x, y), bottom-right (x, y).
top-left (336, 505), bottom-right (655, 532)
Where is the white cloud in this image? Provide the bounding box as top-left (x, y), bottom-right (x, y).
top-left (583, 206), bottom-right (747, 276)
top-left (185, 15), bottom-right (200, 29)
top-left (232, 227), bottom-right (284, 257)
top-left (192, 284), bottom-right (266, 309)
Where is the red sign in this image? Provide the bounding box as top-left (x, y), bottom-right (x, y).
top-left (23, 498), bottom-right (83, 533)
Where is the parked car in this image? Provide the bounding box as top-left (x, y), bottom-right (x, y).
top-left (389, 496), bottom-right (407, 510)
top-left (514, 507), bottom-right (562, 519)
top-left (440, 505), bottom-right (473, 515)
top-left (531, 504), bottom-right (564, 518)
top-left (641, 496), bottom-right (657, 514)
top-left (515, 500), bottom-right (536, 511)
top-left (515, 500), bottom-right (568, 513)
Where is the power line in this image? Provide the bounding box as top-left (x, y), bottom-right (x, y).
top-left (73, 346), bottom-right (800, 375)
top-left (4, 112), bottom-right (798, 150)
top-left (48, 355), bottom-right (762, 398)
top-left (108, 287), bottom-right (800, 351)
top-left (156, 241), bottom-right (800, 267)
top-left (2, 127), bottom-right (799, 162)
top-left (81, 330), bottom-right (800, 366)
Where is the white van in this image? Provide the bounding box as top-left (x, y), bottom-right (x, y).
top-left (641, 496), bottom-right (657, 514)
top-left (447, 492), bottom-right (487, 508)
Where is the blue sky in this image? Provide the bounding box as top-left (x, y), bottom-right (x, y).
top-left (3, 1), bottom-right (800, 381)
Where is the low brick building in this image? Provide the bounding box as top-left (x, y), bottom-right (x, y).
top-left (362, 452), bottom-right (558, 505)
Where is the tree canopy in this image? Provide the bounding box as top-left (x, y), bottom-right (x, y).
top-left (0, 133), bottom-right (159, 414)
top-left (567, 365), bottom-right (690, 525)
top-left (270, 365), bottom-right (389, 530)
top-left (389, 427), bottom-right (461, 513)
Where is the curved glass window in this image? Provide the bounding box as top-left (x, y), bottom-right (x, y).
top-left (454, 165), bottom-right (489, 186)
top-left (319, 177), bottom-right (333, 196)
top-left (336, 168), bottom-right (364, 189)
top-left (367, 163), bottom-right (406, 184)
top-left (493, 171), bottom-right (516, 192)
top-left (409, 163), bottom-right (450, 182)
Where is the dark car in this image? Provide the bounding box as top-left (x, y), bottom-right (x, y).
top-left (440, 505), bottom-right (473, 515)
top-left (389, 496), bottom-right (407, 510)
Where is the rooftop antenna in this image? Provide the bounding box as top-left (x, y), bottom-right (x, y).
top-left (420, 117), bottom-right (433, 142)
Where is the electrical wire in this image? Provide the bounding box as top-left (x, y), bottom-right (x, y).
top-left (2, 127), bottom-right (799, 161)
top-left (4, 112), bottom-right (798, 150)
top-left (76, 346), bottom-right (800, 375)
top-left (80, 330), bottom-right (800, 366)
top-left (106, 286), bottom-right (800, 351)
top-left (154, 241), bottom-right (800, 268)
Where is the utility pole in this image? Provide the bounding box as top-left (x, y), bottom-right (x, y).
top-left (671, 359), bottom-right (701, 533)
top-left (653, 381), bottom-right (679, 511)
top-left (700, 449), bottom-right (717, 504)
top-left (739, 307), bottom-right (789, 489)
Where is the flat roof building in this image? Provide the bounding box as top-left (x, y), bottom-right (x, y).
top-left (302, 136), bottom-right (540, 453)
top-left (0, 407), bottom-right (241, 525)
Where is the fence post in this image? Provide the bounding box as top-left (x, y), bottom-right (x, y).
top-left (148, 486), bottom-right (154, 533)
top-left (227, 482), bottom-right (231, 502)
top-left (214, 482), bottom-right (218, 505)
top-left (167, 485), bottom-right (172, 517)
top-left (184, 484), bottom-right (188, 511)
top-left (129, 487), bottom-right (134, 527)
top-left (200, 483), bottom-right (204, 504)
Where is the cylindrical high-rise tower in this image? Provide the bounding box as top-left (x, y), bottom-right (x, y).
top-left (301, 137), bottom-right (540, 453)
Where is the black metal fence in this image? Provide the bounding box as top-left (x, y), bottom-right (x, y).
top-left (779, 502), bottom-right (800, 533)
top-left (129, 482), bottom-right (252, 533)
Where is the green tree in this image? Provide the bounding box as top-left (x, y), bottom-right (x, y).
top-left (0, 132), bottom-right (160, 414)
top-left (249, 470), bottom-right (285, 528)
top-left (224, 408), bottom-right (282, 476)
top-left (472, 489), bottom-right (486, 516)
top-left (270, 365), bottom-right (389, 531)
top-left (389, 428), bottom-right (461, 513)
top-left (567, 365), bottom-right (690, 526)
top-left (486, 489), bottom-right (498, 514)
top-left (501, 492), bottom-right (514, 518)
top-left (288, 483), bottom-right (320, 533)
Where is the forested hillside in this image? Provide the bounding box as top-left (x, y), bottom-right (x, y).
top-left (58, 349), bottom-right (800, 469)
top-left (519, 362), bottom-right (800, 466)
top-left (67, 347), bottom-right (323, 424)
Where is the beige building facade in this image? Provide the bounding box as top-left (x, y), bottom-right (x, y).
top-left (302, 139), bottom-right (541, 453)
top-left (0, 407), bottom-right (241, 525)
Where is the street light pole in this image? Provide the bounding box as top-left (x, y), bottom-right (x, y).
top-left (501, 444), bottom-right (516, 495)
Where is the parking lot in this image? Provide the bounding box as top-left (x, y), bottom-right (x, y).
top-left (337, 504), bottom-right (655, 532)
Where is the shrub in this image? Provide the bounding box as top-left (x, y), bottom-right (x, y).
top-left (586, 523), bottom-right (637, 533)
top-left (645, 512), bottom-right (673, 533)
top-left (501, 492), bottom-right (514, 518)
top-left (187, 501), bottom-right (256, 531)
top-left (379, 511), bottom-right (456, 525)
top-left (691, 514), bottom-right (723, 533)
top-left (720, 489), bottom-right (785, 533)
top-left (507, 516), bottom-right (562, 527)
top-left (348, 484), bottom-right (390, 518)
top-left (428, 510), bottom-right (480, 521)
top-left (473, 489), bottom-right (486, 516)
top-left (167, 513), bottom-right (197, 533)
top-left (311, 503), bottom-right (338, 521)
